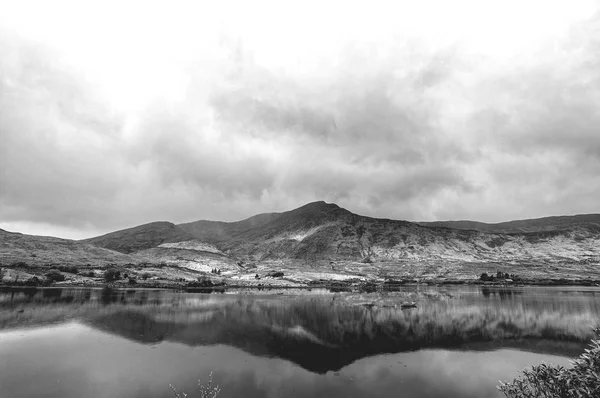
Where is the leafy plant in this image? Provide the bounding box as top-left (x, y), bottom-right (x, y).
top-left (103, 268), bottom-right (121, 282)
top-left (170, 372), bottom-right (220, 398)
top-left (57, 265), bottom-right (78, 274)
top-left (499, 326), bottom-right (600, 397)
top-left (45, 269), bottom-right (66, 282)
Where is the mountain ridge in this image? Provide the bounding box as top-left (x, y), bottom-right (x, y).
top-left (1, 201), bottom-right (599, 284)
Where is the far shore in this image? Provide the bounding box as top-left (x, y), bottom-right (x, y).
top-left (2, 277), bottom-right (599, 292)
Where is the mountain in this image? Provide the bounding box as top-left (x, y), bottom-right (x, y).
top-left (81, 221), bottom-right (192, 254)
top-left (2, 202), bottom-right (599, 282)
top-left (78, 201), bottom-right (600, 275)
top-left (171, 202), bottom-right (600, 270)
top-left (417, 214), bottom-right (600, 233)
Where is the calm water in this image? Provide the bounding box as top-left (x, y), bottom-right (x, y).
top-left (0, 286), bottom-right (598, 398)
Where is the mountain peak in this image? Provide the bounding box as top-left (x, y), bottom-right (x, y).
top-left (298, 201), bottom-right (341, 210)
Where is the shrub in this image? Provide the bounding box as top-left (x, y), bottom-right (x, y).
top-left (267, 271), bottom-right (284, 278)
top-left (57, 265), bottom-right (78, 274)
top-left (499, 327), bottom-right (600, 397)
top-left (104, 268), bottom-right (121, 282)
top-left (45, 269), bottom-right (66, 282)
top-left (128, 277), bottom-right (137, 285)
top-left (141, 272), bottom-right (151, 280)
top-left (23, 276), bottom-right (41, 286)
top-left (170, 372), bottom-right (220, 398)
top-left (87, 271), bottom-right (95, 277)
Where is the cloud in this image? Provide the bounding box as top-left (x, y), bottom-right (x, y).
top-left (0, 6), bottom-right (599, 238)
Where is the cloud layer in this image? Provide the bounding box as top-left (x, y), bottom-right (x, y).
top-left (1, 2), bottom-right (599, 238)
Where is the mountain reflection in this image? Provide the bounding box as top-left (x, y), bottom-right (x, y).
top-left (0, 286), bottom-right (598, 373)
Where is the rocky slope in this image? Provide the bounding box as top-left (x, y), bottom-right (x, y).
top-left (2, 202), bottom-right (599, 282)
top-left (172, 202), bottom-right (600, 270)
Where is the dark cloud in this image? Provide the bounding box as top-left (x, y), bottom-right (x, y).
top-left (1, 10), bottom-right (600, 238)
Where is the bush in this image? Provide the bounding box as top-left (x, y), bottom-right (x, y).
top-left (45, 269), bottom-right (66, 282)
top-left (57, 265), bottom-right (78, 274)
top-left (87, 271), bottom-right (95, 277)
top-left (23, 276), bottom-right (42, 286)
top-left (267, 271), bottom-right (284, 278)
top-left (128, 277), bottom-right (137, 285)
top-left (170, 372), bottom-right (220, 398)
top-left (141, 272), bottom-right (151, 280)
top-left (499, 327), bottom-right (600, 397)
top-left (104, 268), bottom-right (121, 282)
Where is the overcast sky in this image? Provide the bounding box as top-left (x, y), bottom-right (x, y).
top-left (1, 0), bottom-right (599, 239)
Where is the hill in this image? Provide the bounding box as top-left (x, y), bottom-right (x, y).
top-left (2, 203), bottom-right (599, 284)
top-left (81, 221), bottom-right (192, 254)
top-left (0, 228), bottom-right (140, 268)
top-left (178, 212), bottom-right (282, 243)
top-left (174, 202), bottom-right (599, 269)
top-left (417, 214), bottom-right (600, 233)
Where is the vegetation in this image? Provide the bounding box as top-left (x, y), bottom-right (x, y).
top-left (44, 269), bottom-right (66, 282)
top-left (480, 271), bottom-right (519, 282)
top-left (103, 268), bottom-right (121, 282)
top-left (499, 327), bottom-right (600, 398)
top-left (141, 272), bottom-right (151, 280)
top-left (187, 276), bottom-right (225, 288)
top-left (170, 372), bottom-right (220, 398)
top-left (57, 265), bottom-right (78, 274)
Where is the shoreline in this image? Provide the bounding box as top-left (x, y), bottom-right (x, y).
top-left (1, 277), bottom-right (599, 292)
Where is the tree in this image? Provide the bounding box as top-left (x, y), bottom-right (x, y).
top-left (45, 269), bottom-right (66, 282)
top-left (104, 268), bottom-right (121, 282)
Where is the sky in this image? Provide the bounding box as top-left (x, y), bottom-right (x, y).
top-left (0, 0), bottom-right (599, 239)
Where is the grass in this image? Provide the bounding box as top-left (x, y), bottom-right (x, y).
top-left (499, 327), bottom-right (600, 397)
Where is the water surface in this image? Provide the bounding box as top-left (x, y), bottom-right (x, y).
top-left (0, 286), bottom-right (598, 398)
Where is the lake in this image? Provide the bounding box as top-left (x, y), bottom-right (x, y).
top-left (0, 286), bottom-right (598, 398)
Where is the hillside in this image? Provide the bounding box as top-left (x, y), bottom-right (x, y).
top-left (176, 202), bottom-right (599, 270)
top-left (178, 212), bottom-right (282, 243)
top-left (0, 228), bottom-right (140, 268)
top-left (2, 202), bottom-right (599, 285)
top-left (417, 214), bottom-right (600, 233)
top-left (81, 221), bottom-right (192, 254)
